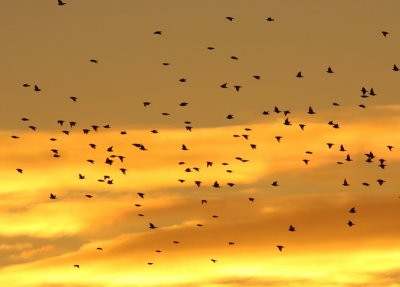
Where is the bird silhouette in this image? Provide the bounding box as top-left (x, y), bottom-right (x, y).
top-left (149, 223), bottom-right (157, 229)
top-left (349, 207), bottom-right (356, 213)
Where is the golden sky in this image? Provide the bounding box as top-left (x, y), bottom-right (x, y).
top-left (1, 1), bottom-right (400, 286)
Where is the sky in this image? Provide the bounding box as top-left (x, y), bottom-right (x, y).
top-left (0, 0), bottom-right (400, 286)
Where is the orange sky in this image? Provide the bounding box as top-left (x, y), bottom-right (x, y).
top-left (0, 1), bottom-right (400, 287)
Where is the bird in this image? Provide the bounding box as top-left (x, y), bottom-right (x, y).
top-left (343, 178), bottom-right (350, 186)
top-left (377, 179), bottom-right (385, 186)
top-left (96, 248), bottom-right (103, 250)
top-left (387, 145), bottom-right (394, 151)
top-left (85, 195), bottom-right (93, 198)
top-left (226, 114), bottom-right (234, 119)
top-left (382, 31), bottom-right (389, 37)
top-left (213, 181), bottom-right (220, 188)
top-left (143, 102), bottom-right (151, 107)
top-left (220, 83), bottom-right (228, 88)
top-left (226, 16), bottom-right (234, 21)
top-left (194, 181), bottom-right (201, 187)
top-left (73, 265), bottom-right (80, 268)
top-left (253, 75), bottom-right (260, 79)
top-left (303, 159), bottom-right (309, 165)
top-left (230, 56), bottom-right (239, 60)
top-left (275, 136), bottom-right (282, 143)
top-left (296, 71), bottom-right (303, 78)
top-left (288, 225), bottom-right (296, 232)
top-left (89, 59), bottom-right (98, 63)
top-left (271, 181), bottom-right (279, 186)
top-left (327, 66), bottom-right (334, 73)
top-left (70, 96), bottom-right (78, 102)
top-left (137, 192), bottom-right (145, 198)
top-left (266, 17), bottom-right (275, 21)
top-left (274, 106), bottom-right (281, 113)
top-left (22, 84), bottom-right (30, 87)
top-left (283, 118), bottom-right (291, 126)
top-left (347, 221), bottom-right (355, 227)
top-left (181, 144), bottom-right (189, 151)
top-left (211, 259), bottom-right (217, 263)
top-left (248, 197), bottom-right (254, 202)
top-left (276, 245), bottom-right (284, 252)
top-left (307, 106), bottom-right (316, 114)
top-left (234, 85), bottom-right (241, 92)
top-left (49, 193), bottom-right (56, 199)
top-left (393, 64), bottom-right (399, 72)
top-left (349, 207), bottom-right (356, 213)
top-left (34, 85), bottom-right (41, 92)
top-left (16, 168), bottom-right (23, 174)
top-left (149, 223), bottom-right (157, 229)
top-left (79, 174), bottom-right (85, 179)
top-left (299, 124), bottom-right (306, 130)
top-left (153, 31), bottom-right (162, 35)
